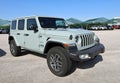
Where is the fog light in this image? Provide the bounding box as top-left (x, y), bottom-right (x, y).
top-left (79, 54), bottom-right (91, 60)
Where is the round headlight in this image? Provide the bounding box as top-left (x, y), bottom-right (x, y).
top-left (69, 35), bottom-right (73, 40)
top-left (75, 36), bottom-right (79, 42)
top-left (94, 35), bottom-right (100, 44)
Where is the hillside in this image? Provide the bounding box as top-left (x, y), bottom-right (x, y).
top-left (0, 19), bottom-right (10, 26)
top-left (107, 18), bottom-right (120, 24)
top-left (84, 17), bottom-right (109, 23)
top-left (66, 18), bottom-right (82, 24)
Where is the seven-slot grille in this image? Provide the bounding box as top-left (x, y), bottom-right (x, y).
top-left (80, 33), bottom-right (94, 47)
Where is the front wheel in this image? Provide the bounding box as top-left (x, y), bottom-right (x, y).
top-left (47, 46), bottom-right (72, 77)
top-left (10, 40), bottom-right (21, 57)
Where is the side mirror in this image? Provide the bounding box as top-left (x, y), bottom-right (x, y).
top-left (29, 24), bottom-right (38, 32)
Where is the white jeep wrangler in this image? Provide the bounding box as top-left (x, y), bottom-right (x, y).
top-left (9, 16), bottom-right (105, 76)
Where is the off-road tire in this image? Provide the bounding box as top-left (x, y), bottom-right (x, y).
top-left (10, 40), bottom-right (21, 57)
top-left (47, 46), bottom-right (72, 77)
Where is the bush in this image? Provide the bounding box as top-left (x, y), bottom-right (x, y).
top-left (0, 25), bottom-right (10, 29)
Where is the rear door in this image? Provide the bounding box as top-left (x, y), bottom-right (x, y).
top-left (13, 19), bottom-right (25, 47)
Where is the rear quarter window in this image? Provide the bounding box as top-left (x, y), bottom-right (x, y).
top-left (18, 19), bottom-right (25, 30)
top-left (11, 20), bottom-right (17, 30)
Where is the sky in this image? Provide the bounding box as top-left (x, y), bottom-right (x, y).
top-left (0, 0), bottom-right (120, 21)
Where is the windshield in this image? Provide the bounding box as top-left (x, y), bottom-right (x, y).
top-left (38, 17), bottom-right (67, 28)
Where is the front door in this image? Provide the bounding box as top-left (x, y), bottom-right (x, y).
top-left (23, 18), bottom-right (41, 52)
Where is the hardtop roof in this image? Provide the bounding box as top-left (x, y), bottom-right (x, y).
top-left (12, 16), bottom-right (64, 20)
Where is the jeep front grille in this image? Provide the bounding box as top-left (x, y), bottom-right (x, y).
top-left (80, 34), bottom-right (94, 47)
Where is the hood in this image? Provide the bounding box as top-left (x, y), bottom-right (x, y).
top-left (45, 28), bottom-right (93, 37)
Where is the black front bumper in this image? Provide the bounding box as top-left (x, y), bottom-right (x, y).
top-left (68, 44), bottom-right (105, 61)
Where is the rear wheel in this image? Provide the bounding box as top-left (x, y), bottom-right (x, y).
top-left (47, 46), bottom-right (72, 77)
top-left (10, 40), bottom-right (21, 57)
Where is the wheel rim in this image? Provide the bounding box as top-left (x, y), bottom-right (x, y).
top-left (10, 43), bottom-right (15, 54)
top-left (49, 54), bottom-right (63, 72)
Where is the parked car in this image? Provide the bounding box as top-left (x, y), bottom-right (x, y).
top-left (112, 25), bottom-right (120, 29)
top-left (0, 28), bottom-right (9, 34)
top-left (99, 26), bottom-right (107, 30)
top-left (89, 26), bottom-right (112, 30)
top-left (89, 26), bottom-right (99, 30)
top-left (9, 16), bottom-right (105, 76)
top-left (107, 26), bottom-right (113, 30)
top-left (0, 29), bottom-right (2, 34)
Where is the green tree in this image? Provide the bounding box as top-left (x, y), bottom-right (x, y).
top-left (0, 25), bottom-right (10, 29)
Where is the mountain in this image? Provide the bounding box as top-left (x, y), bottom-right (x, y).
top-left (0, 19), bottom-right (10, 26)
top-left (107, 18), bottom-right (120, 24)
top-left (66, 18), bottom-right (82, 24)
top-left (84, 17), bottom-right (109, 23)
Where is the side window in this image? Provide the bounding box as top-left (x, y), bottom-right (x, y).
top-left (11, 20), bottom-right (16, 30)
top-left (27, 19), bottom-right (37, 30)
top-left (18, 19), bottom-right (24, 30)
top-left (56, 20), bottom-right (65, 26)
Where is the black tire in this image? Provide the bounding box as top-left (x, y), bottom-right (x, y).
top-left (10, 40), bottom-right (21, 57)
top-left (47, 46), bottom-right (72, 77)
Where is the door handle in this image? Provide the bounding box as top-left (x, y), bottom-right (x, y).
top-left (17, 33), bottom-right (20, 35)
top-left (39, 35), bottom-right (42, 38)
top-left (24, 34), bottom-right (29, 36)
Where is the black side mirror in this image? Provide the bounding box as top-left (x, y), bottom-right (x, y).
top-left (29, 24), bottom-right (38, 32)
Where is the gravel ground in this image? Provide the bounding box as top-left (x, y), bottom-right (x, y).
top-left (0, 30), bottom-right (120, 83)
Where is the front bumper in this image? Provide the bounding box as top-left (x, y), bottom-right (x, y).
top-left (68, 44), bottom-right (105, 61)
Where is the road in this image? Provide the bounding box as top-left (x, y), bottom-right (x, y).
top-left (0, 30), bottom-right (120, 83)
